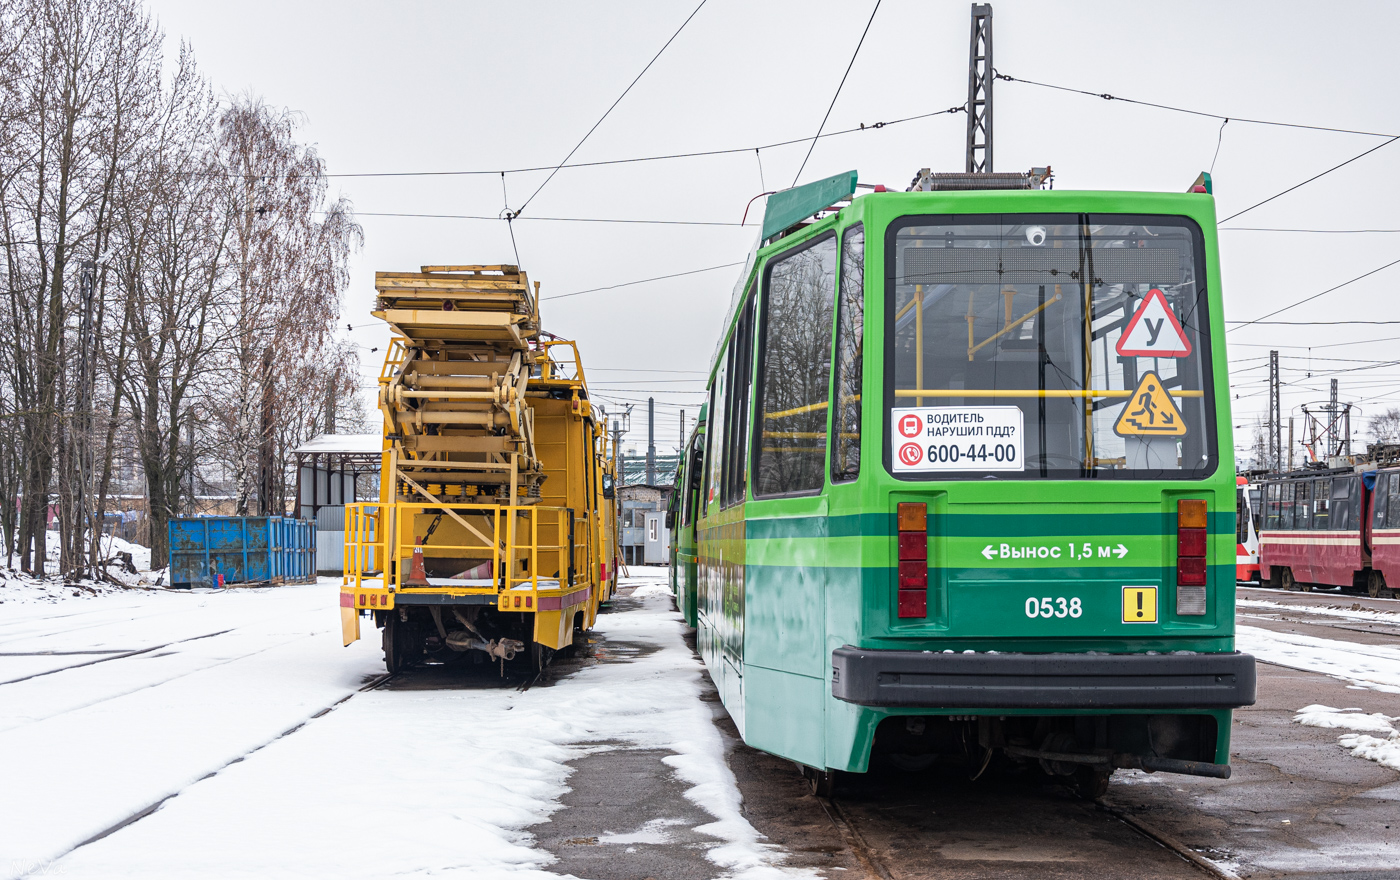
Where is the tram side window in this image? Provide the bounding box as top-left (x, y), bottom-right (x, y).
top-left (701, 375), bottom-right (724, 513)
top-left (1279, 483), bottom-right (1293, 529)
top-left (1389, 473), bottom-right (1400, 528)
top-left (1311, 479), bottom-right (1329, 530)
top-left (1373, 474), bottom-right (1389, 530)
top-left (722, 290), bottom-right (756, 508)
top-left (753, 235), bottom-right (838, 497)
top-left (832, 225), bottom-right (865, 483)
top-left (1236, 488), bottom-right (1247, 544)
top-left (1288, 481), bottom-right (1310, 528)
top-left (1388, 470), bottom-right (1400, 526)
top-left (1330, 478), bottom-right (1354, 531)
top-left (1265, 482), bottom-right (1281, 530)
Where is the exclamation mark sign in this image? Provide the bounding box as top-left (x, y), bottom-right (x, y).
top-left (1136, 591), bottom-right (1144, 618)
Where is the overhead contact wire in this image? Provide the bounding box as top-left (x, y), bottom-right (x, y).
top-left (993, 71), bottom-right (1399, 139)
top-left (792, 0), bottom-right (883, 186)
top-left (1227, 255), bottom-right (1400, 332)
top-left (515, 0), bottom-right (709, 216)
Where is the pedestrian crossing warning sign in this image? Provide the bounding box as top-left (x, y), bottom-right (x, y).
top-left (1116, 288), bottom-right (1193, 358)
top-left (1114, 371), bottom-right (1187, 437)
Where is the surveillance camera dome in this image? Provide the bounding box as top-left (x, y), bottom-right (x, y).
top-left (1025, 226), bottom-right (1047, 247)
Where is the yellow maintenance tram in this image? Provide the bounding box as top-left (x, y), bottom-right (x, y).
top-left (339, 265), bottom-right (619, 672)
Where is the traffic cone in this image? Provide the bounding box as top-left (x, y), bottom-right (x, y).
top-left (404, 537), bottom-right (429, 586)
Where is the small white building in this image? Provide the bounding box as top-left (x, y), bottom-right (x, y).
top-left (294, 434), bottom-right (382, 574)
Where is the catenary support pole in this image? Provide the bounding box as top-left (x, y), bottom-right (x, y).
top-left (965, 4), bottom-right (994, 173)
top-left (646, 397), bottom-right (656, 486)
top-left (1268, 350), bottom-right (1281, 469)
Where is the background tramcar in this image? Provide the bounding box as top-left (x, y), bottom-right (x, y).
top-left (1236, 476), bottom-right (1261, 582)
top-left (672, 170), bottom-right (1255, 797)
top-left (1259, 466), bottom-right (1398, 597)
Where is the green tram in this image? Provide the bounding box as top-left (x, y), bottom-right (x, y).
top-left (669, 170), bottom-right (1255, 796)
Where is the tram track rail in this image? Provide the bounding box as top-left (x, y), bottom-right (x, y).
top-left (38, 671), bottom-right (398, 873)
top-left (1097, 801), bottom-right (1236, 880)
top-left (0, 629), bottom-right (233, 686)
top-left (815, 788), bottom-right (1236, 879)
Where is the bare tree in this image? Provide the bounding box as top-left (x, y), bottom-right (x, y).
top-left (0, 1), bottom-right (361, 579)
top-left (208, 96), bottom-right (361, 515)
top-left (1370, 407), bottom-right (1400, 445)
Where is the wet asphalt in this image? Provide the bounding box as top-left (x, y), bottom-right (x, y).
top-left (392, 583), bottom-right (1400, 879)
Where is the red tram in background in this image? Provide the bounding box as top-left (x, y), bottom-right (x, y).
top-left (1258, 466), bottom-right (1399, 598)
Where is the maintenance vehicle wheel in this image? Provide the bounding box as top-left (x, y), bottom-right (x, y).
top-left (383, 614), bottom-right (417, 674)
top-left (529, 641), bottom-right (553, 675)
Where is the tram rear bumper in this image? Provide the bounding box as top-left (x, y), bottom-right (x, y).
top-left (831, 647), bottom-right (1256, 710)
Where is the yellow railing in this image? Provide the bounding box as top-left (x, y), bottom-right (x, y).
top-left (345, 501), bottom-right (587, 593)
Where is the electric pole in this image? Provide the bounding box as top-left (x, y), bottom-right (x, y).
top-left (646, 396), bottom-right (656, 486)
top-left (1328, 379), bottom-right (1339, 458)
top-left (1268, 350), bottom-right (1280, 470)
top-left (966, 4), bottom-right (994, 173)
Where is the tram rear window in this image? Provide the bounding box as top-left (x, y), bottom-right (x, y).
top-left (885, 215), bottom-right (1215, 480)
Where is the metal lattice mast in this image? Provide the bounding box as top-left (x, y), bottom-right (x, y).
top-left (1268, 350), bottom-right (1281, 469)
top-left (1328, 379), bottom-right (1340, 458)
top-left (965, 4), bottom-right (993, 173)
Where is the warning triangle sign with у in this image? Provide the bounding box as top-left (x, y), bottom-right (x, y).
top-left (1114, 371), bottom-right (1187, 437)
top-left (1116, 288), bottom-right (1192, 357)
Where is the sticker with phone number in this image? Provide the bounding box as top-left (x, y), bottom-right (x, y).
top-left (892, 406), bottom-right (1024, 472)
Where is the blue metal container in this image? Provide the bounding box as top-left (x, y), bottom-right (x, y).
top-left (168, 516), bottom-right (316, 588)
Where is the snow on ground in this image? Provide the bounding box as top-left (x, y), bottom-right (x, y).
top-left (0, 533), bottom-right (159, 601)
top-left (3, 567), bottom-right (810, 880)
top-left (1235, 625), bottom-right (1400, 694)
top-left (0, 579), bottom-right (386, 878)
top-left (1237, 597), bottom-right (1400, 624)
top-left (1293, 705), bottom-right (1400, 772)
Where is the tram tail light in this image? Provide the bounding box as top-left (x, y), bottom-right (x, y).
top-left (897, 503), bottom-right (928, 618)
top-left (1176, 499), bottom-right (1208, 614)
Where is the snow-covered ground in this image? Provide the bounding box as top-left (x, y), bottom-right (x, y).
top-left (1236, 625), bottom-right (1400, 694)
top-left (1235, 595), bottom-right (1400, 778)
top-left (0, 568), bottom-right (811, 880)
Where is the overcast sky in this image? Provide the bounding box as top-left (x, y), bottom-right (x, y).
top-left (143, 0), bottom-right (1400, 463)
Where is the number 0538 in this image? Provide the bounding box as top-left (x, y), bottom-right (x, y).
top-left (1024, 596), bottom-right (1082, 619)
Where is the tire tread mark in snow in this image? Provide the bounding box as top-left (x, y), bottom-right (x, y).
top-left (56, 672), bottom-right (396, 859)
top-left (0, 630), bottom-right (233, 686)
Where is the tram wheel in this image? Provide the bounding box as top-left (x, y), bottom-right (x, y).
top-left (1281, 568), bottom-right (1299, 592)
top-left (804, 767), bottom-right (837, 798)
top-left (1073, 766), bottom-right (1112, 800)
top-left (1368, 571), bottom-right (1392, 599)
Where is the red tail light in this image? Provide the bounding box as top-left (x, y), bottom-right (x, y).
top-left (897, 503), bottom-right (927, 618)
top-left (1176, 499), bottom-right (1209, 607)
